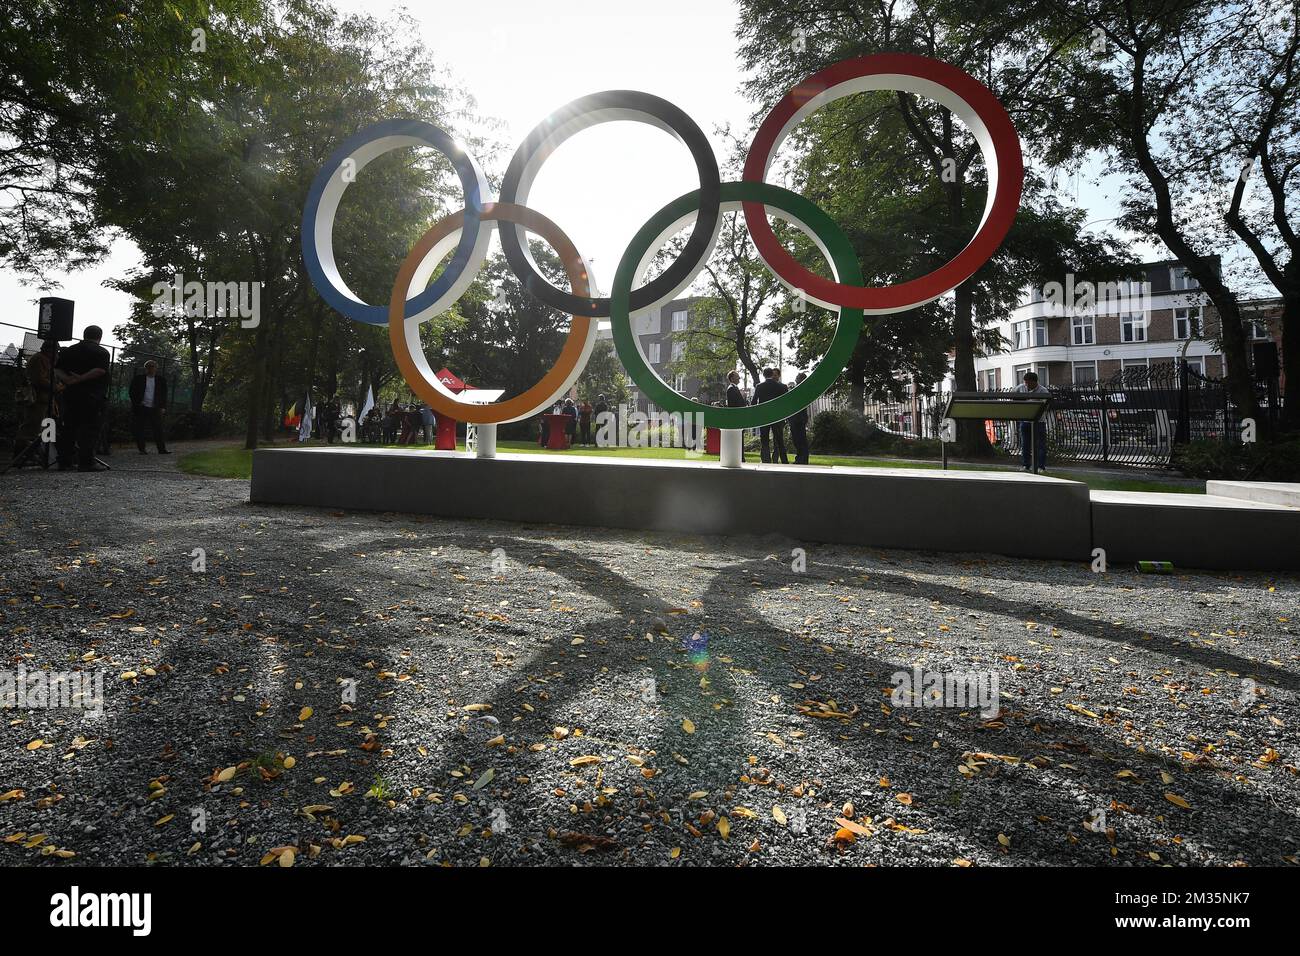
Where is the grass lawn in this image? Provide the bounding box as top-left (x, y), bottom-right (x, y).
top-left (179, 440), bottom-right (1202, 495)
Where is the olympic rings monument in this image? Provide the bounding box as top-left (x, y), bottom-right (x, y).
top-left (250, 54), bottom-right (1300, 571)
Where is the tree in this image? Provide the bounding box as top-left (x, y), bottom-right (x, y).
top-left (736, 0), bottom-right (1127, 454)
top-left (578, 340), bottom-right (631, 407)
top-left (1042, 0), bottom-right (1293, 425)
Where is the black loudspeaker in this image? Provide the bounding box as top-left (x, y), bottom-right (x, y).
top-left (37, 297), bottom-right (74, 341)
top-left (1253, 341), bottom-right (1279, 380)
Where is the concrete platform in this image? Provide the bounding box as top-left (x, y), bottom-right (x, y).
top-left (1091, 489), bottom-right (1300, 571)
top-left (1206, 480), bottom-right (1300, 509)
top-left (250, 447), bottom-right (1093, 561)
top-left (250, 448), bottom-right (1300, 571)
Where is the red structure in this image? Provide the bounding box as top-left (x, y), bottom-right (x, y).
top-left (433, 367), bottom-right (467, 450)
top-left (542, 413), bottom-right (571, 449)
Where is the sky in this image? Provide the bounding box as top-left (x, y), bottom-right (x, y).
top-left (0, 0), bottom-right (1145, 353)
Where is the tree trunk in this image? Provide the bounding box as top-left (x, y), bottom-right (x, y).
top-left (952, 284), bottom-right (992, 456)
top-left (243, 315), bottom-right (271, 450)
top-left (1280, 290), bottom-right (1300, 433)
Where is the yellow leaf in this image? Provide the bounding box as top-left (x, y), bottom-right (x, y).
top-left (682, 719), bottom-right (695, 734)
top-left (298, 706), bottom-right (313, 721)
top-left (997, 833), bottom-right (1011, 847)
top-left (670, 847), bottom-right (681, 859)
top-left (282, 756), bottom-right (296, 769)
top-left (279, 847), bottom-right (296, 867)
top-left (216, 766), bottom-right (236, 782)
top-left (1164, 792), bottom-right (1191, 810)
top-left (25, 739), bottom-right (43, 751)
top-left (0, 790), bottom-right (24, 802)
top-left (569, 756), bottom-right (602, 767)
top-left (717, 817), bottom-right (730, 840)
top-left (772, 806), bottom-right (787, 826)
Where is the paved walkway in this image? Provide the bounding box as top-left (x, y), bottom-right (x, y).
top-left (0, 445), bottom-right (1295, 866)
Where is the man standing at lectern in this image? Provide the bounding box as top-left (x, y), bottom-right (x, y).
top-left (1015, 370), bottom-right (1050, 473)
top-left (129, 359), bottom-right (170, 455)
top-left (55, 325), bottom-right (111, 472)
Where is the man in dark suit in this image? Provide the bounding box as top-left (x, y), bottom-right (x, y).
top-left (787, 370), bottom-right (810, 464)
top-left (129, 359), bottom-right (170, 454)
top-left (751, 367), bottom-right (789, 464)
top-left (55, 325), bottom-right (112, 471)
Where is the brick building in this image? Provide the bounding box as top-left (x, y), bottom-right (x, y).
top-left (973, 258), bottom-right (1284, 390)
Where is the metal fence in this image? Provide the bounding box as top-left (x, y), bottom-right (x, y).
top-left (818, 362), bottom-right (1279, 468)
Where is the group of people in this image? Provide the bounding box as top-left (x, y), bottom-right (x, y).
top-left (369, 401), bottom-right (434, 445)
top-left (726, 367), bottom-right (811, 465)
top-left (17, 326), bottom-right (169, 472)
top-left (546, 396), bottom-right (604, 446)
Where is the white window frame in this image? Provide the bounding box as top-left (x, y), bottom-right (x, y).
top-left (647, 342), bottom-right (661, 364)
top-left (1174, 306), bottom-right (1202, 341)
top-left (1170, 265), bottom-right (1198, 291)
top-left (671, 309), bottom-right (688, 332)
top-left (1121, 312), bottom-right (1147, 343)
top-left (1072, 361), bottom-right (1097, 384)
top-left (1013, 321), bottom-right (1030, 350)
top-left (671, 340), bottom-right (685, 362)
top-left (1071, 314), bottom-right (1094, 345)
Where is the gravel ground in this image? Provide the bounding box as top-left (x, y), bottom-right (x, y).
top-left (1, 444), bottom-right (1297, 867)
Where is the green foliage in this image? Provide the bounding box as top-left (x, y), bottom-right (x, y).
top-left (1173, 438), bottom-right (1300, 481)
top-left (808, 409), bottom-right (873, 453)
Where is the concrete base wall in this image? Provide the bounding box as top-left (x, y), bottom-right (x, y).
top-left (250, 448), bottom-right (1094, 562)
top-left (1091, 490), bottom-right (1300, 571)
top-left (250, 449), bottom-right (1300, 571)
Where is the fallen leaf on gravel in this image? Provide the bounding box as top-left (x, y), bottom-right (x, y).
top-left (896, 793), bottom-right (913, 805)
top-left (772, 806), bottom-right (787, 826)
top-left (836, 817), bottom-right (873, 837)
top-left (832, 827), bottom-right (856, 844)
top-left (997, 833), bottom-right (1011, 847)
top-left (682, 719), bottom-right (695, 734)
top-left (954, 858), bottom-right (972, 867)
top-left (298, 706), bottom-right (313, 721)
top-left (25, 739), bottom-right (43, 751)
top-left (717, 817), bottom-right (730, 839)
top-left (558, 832), bottom-right (618, 853)
top-left (216, 766), bottom-right (236, 783)
top-left (0, 790), bottom-right (23, 802)
top-left (473, 769), bottom-right (495, 790)
top-left (1164, 793), bottom-right (1191, 810)
top-left (569, 756), bottom-right (602, 767)
top-left (463, 704), bottom-right (492, 712)
top-left (282, 756), bottom-right (296, 769)
top-left (486, 735), bottom-right (505, 747)
top-left (155, 815), bottom-right (173, 826)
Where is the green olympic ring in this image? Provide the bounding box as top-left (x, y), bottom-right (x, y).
top-left (610, 180), bottom-right (865, 430)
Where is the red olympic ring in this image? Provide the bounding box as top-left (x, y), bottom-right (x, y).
top-left (742, 53), bottom-right (1023, 313)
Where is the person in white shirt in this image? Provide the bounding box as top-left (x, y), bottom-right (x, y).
top-left (1014, 370), bottom-right (1049, 472)
top-left (129, 359), bottom-right (170, 455)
